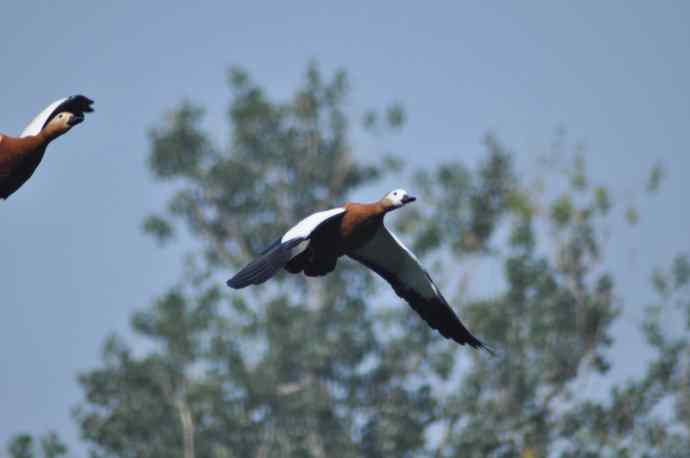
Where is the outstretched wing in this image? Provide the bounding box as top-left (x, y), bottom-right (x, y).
top-left (21, 95), bottom-right (94, 137)
top-left (349, 225), bottom-right (493, 353)
top-left (227, 208), bottom-right (346, 289)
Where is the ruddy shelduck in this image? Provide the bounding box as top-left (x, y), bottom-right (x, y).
top-left (227, 189), bottom-right (494, 353)
top-left (0, 95), bottom-right (94, 199)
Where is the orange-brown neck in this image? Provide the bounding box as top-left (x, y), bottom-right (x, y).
top-left (0, 133), bottom-right (49, 162)
top-left (0, 134), bottom-right (50, 197)
top-left (343, 201), bottom-right (388, 218)
top-left (40, 124), bottom-right (66, 142)
top-left (340, 202), bottom-right (387, 246)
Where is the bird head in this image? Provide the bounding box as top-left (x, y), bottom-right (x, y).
top-left (42, 111), bottom-right (84, 139)
top-left (382, 188), bottom-right (416, 210)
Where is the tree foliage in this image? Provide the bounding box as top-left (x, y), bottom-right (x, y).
top-left (5, 433), bottom-right (68, 458)
top-left (60, 64), bottom-right (690, 457)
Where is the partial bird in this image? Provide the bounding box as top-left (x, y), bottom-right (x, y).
top-left (227, 189), bottom-right (494, 353)
top-left (0, 95), bottom-right (94, 199)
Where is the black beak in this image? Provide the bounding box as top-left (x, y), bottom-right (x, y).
top-left (402, 195), bottom-right (417, 204)
top-left (67, 114), bottom-right (84, 126)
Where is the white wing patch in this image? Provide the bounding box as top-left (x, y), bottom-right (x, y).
top-left (350, 225), bottom-right (437, 299)
top-left (20, 98), bottom-right (68, 138)
top-left (227, 207), bottom-right (346, 289)
top-left (290, 240), bottom-right (311, 258)
top-left (282, 208), bottom-right (346, 242)
top-left (348, 224), bottom-right (493, 352)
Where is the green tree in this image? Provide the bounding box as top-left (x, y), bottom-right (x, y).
top-left (73, 64), bottom-right (688, 457)
top-left (5, 433), bottom-right (68, 458)
top-left (76, 63), bottom-right (437, 458)
top-left (557, 254), bottom-right (690, 458)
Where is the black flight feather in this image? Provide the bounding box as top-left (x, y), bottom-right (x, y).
top-left (227, 237), bottom-right (306, 289)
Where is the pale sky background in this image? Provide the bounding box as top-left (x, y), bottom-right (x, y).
top-left (1, 1), bottom-right (689, 455)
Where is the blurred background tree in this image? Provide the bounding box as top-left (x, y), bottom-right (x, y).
top-left (9, 64), bottom-right (686, 458)
top-left (5, 433), bottom-right (68, 458)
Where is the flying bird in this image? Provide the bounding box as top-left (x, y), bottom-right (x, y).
top-left (0, 95), bottom-right (94, 199)
top-left (227, 189), bottom-right (493, 353)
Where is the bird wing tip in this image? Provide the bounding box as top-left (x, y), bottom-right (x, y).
top-left (226, 278), bottom-right (242, 289)
top-left (68, 94), bottom-right (95, 112)
top-left (475, 341), bottom-right (497, 357)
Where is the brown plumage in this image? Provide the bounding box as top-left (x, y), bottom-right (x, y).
top-left (285, 202), bottom-right (386, 276)
top-left (227, 189), bottom-right (494, 353)
top-left (0, 95), bottom-right (93, 200)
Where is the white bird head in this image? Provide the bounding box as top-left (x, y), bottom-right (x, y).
top-left (382, 188), bottom-right (417, 209)
top-left (42, 112), bottom-right (84, 139)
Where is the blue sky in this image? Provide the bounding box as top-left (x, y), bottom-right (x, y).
top-left (1, 1), bottom-right (689, 453)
